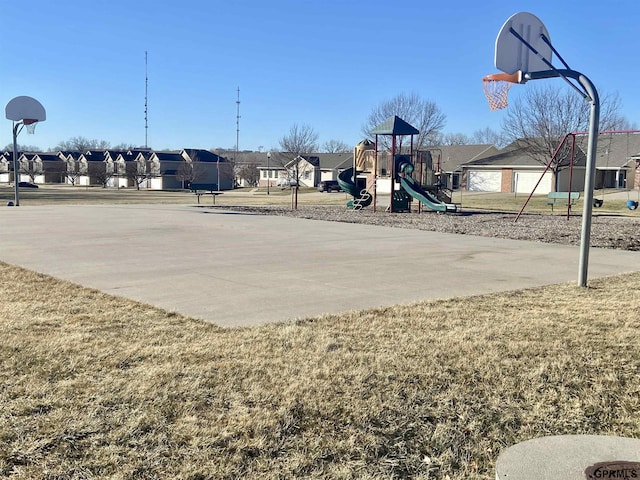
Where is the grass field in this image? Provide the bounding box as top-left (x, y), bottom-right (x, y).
top-left (0, 185), bottom-right (348, 208)
top-left (1, 186), bottom-right (639, 479)
top-left (2, 264), bottom-right (639, 479)
top-left (2, 184), bottom-right (638, 216)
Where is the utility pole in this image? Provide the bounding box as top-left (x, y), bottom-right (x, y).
top-left (236, 87), bottom-right (240, 163)
top-left (144, 51), bottom-right (149, 149)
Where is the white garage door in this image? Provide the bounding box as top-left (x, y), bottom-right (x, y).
top-left (514, 171), bottom-right (552, 194)
top-left (468, 170), bottom-right (501, 192)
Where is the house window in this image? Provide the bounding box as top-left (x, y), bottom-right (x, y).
top-left (263, 170), bottom-right (268, 178)
top-left (304, 170), bottom-right (311, 180)
top-left (452, 173), bottom-right (460, 189)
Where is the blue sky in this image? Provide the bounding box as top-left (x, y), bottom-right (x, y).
top-left (2, 0), bottom-right (638, 152)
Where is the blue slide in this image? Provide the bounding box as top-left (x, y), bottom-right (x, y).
top-left (399, 164), bottom-right (457, 213)
top-left (338, 167), bottom-right (373, 209)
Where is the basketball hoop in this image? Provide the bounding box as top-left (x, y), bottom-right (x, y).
top-left (23, 119), bottom-right (38, 134)
top-left (5, 96), bottom-right (46, 207)
top-left (482, 71), bottom-right (523, 110)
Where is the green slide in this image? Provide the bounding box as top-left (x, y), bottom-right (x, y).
top-left (338, 167), bottom-right (372, 209)
top-left (400, 174), bottom-right (457, 213)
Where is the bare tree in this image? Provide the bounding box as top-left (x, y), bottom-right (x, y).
top-left (56, 137), bottom-right (111, 152)
top-left (235, 161), bottom-right (260, 186)
top-left (175, 159), bottom-right (207, 188)
top-left (65, 156), bottom-right (85, 186)
top-left (433, 132), bottom-right (472, 146)
top-left (22, 158), bottom-right (44, 182)
top-left (362, 93), bottom-right (446, 150)
top-left (45, 159), bottom-right (68, 184)
top-left (322, 139), bottom-right (351, 153)
top-left (218, 158), bottom-right (235, 189)
top-left (501, 84), bottom-right (626, 187)
top-left (471, 127), bottom-right (507, 148)
top-left (279, 123), bottom-right (319, 179)
top-left (112, 142), bottom-right (140, 150)
top-left (87, 161), bottom-right (113, 187)
top-left (125, 158), bottom-right (157, 190)
top-left (608, 116), bottom-right (638, 131)
top-left (279, 123), bottom-right (319, 209)
top-left (3, 143), bottom-right (42, 152)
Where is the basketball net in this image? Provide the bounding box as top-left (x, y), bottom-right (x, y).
top-left (482, 72), bottom-right (523, 111)
top-left (23, 119), bottom-right (38, 135)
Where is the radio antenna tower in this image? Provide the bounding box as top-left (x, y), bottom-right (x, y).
top-left (235, 87), bottom-right (240, 162)
top-left (144, 51), bottom-right (149, 149)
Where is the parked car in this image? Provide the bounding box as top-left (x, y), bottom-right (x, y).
top-left (18, 181), bottom-right (38, 188)
top-left (317, 180), bottom-right (341, 192)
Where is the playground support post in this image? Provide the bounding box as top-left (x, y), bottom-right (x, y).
top-left (390, 135), bottom-right (396, 213)
top-left (373, 135), bottom-right (378, 212)
top-left (567, 134), bottom-right (576, 220)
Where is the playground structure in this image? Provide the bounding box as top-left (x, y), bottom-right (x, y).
top-left (337, 116), bottom-right (457, 213)
top-left (337, 139), bottom-right (375, 209)
top-left (398, 161), bottom-right (457, 212)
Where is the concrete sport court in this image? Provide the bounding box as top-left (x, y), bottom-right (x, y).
top-left (0, 204), bottom-right (639, 328)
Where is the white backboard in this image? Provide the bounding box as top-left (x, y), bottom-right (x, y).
top-left (5, 96), bottom-right (46, 122)
top-left (495, 12), bottom-right (552, 75)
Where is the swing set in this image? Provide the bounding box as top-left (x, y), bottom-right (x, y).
top-left (514, 129), bottom-right (640, 222)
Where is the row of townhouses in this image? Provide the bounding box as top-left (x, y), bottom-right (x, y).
top-left (0, 149), bottom-right (234, 190)
top-left (3, 134), bottom-right (640, 193)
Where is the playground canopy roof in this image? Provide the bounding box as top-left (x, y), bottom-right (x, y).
top-left (370, 115), bottom-right (419, 136)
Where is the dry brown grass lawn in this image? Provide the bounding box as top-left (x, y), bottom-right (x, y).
top-left (2, 262), bottom-right (640, 479)
top-left (0, 185), bottom-right (348, 208)
top-left (451, 190), bottom-right (640, 216)
top-left (4, 184), bottom-right (638, 216)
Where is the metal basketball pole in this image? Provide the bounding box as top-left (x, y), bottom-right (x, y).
top-left (529, 69), bottom-right (600, 287)
top-left (576, 74), bottom-right (600, 287)
top-left (12, 122), bottom-right (21, 206)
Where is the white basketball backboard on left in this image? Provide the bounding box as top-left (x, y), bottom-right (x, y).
top-left (5, 96), bottom-right (46, 123)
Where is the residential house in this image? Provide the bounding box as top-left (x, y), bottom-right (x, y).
top-left (0, 151), bottom-right (66, 185)
top-left (285, 155), bottom-right (321, 187)
top-left (227, 151), bottom-right (262, 187)
top-left (81, 150), bottom-right (112, 186)
top-left (254, 151), bottom-right (354, 188)
top-left (38, 148), bottom-right (232, 190)
top-left (460, 140), bottom-right (586, 193)
top-left (581, 132), bottom-right (640, 190)
top-left (459, 133), bottom-right (640, 193)
top-left (32, 153), bottom-right (67, 183)
top-left (316, 153), bottom-right (353, 182)
top-left (15, 152), bottom-right (43, 183)
top-left (257, 152), bottom-right (293, 188)
top-left (60, 151), bottom-right (89, 186)
top-left (135, 150), bottom-right (175, 189)
top-left (103, 149), bottom-right (150, 188)
top-left (415, 144), bottom-right (499, 190)
top-left (182, 149), bottom-right (232, 190)
top-left (0, 152), bottom-right (12, 183)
